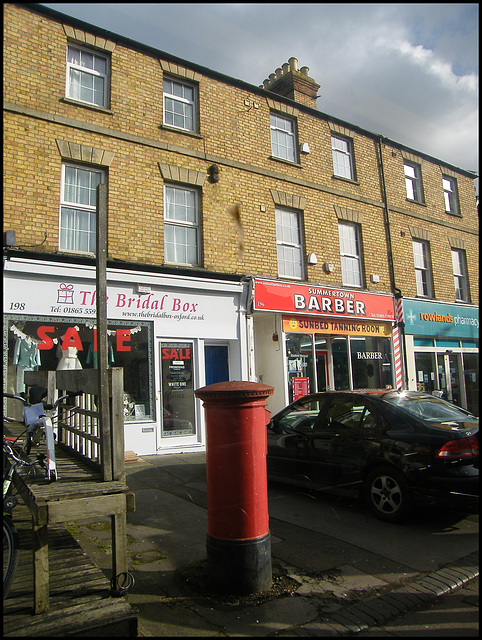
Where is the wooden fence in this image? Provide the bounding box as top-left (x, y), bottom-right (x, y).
top-left (24, 367), bottom-right (125, 482)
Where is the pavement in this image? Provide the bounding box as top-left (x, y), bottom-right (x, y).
top-left (66, 451), bottom-right (479, 637)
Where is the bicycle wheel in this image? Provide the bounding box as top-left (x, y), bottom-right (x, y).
top-left (3, 517), bottom-right (20, 599)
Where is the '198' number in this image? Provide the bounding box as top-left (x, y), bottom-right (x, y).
top-left (10, 302), bottom-right (26, 310)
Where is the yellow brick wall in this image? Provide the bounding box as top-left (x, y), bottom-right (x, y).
top-left (3, 4), bottom-right (478, 306)
top-left (380, 143), bottom-right (478, 303)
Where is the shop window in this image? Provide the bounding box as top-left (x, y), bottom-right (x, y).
top-left (163, 76), bottom-right (198, 132)
top-left (164, 184), bottom-right (200, 266)
top-left (350, 336), bottom-right (392, 389)
top-left (59, 163), bottom-right (105, 254)
top-left (285, 333), bottom-right (314, 403)
top-left (415, 352), bottom-right (436, 393)
top-left (5, 318), bottom-right (153, 422)
top-left (66, 44), bottom-right (109, 108)
top-left (270, 113), bottom-right (297, 163)
top-left (332, 337), bottom-right (350, 390)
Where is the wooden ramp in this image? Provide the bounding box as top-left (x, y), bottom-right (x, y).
top-left (3, 504), bottom-right (138, 637)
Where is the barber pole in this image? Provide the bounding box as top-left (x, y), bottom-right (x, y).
top-left (393, 297), bottom-right (404, 390)
top-left (392, 324), bottom-right (403, 389)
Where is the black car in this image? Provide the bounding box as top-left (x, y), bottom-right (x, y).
top-left (266, 390), bottom-right (479, 523)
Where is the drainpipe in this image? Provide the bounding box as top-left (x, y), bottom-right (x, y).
top-left (377, 138), bottom-right (408, 389)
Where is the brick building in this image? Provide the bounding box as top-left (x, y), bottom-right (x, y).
top-left (3, 3), bottom-right (478, 454)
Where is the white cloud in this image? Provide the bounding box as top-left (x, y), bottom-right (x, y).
top-left (383, 38), bottom-right (477, 93)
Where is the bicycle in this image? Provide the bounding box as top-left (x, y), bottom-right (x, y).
top-left (3, 435), bottom-right (47, 599)
top-left (4, 390), bottom-right (82, 482)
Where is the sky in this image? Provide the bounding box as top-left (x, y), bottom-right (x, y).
top-left (41, 3), bottom-right (478, 187)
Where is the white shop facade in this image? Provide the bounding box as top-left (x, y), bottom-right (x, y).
top-left (3, 256), bottom-right (249, 455)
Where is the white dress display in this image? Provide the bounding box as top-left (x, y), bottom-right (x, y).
top-left (56, 345), bottom-right (83, 370)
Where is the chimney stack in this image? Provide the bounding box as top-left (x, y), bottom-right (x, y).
top-left (260, 58), bottom-right (320, 108)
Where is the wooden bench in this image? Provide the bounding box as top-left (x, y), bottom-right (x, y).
top-left (10, 368), bottom-right (135, 616)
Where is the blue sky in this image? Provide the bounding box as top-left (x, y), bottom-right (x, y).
top-left (41, 3), bottom-right (478, 184)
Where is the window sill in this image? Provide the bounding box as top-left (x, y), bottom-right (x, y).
top-left (405, 198), bottom-right (427, 207)
top-left (163, 261), bottom-right (200, 269)
top-left (60, 97), bottom-right (113, 115)
top-left (269, 156), bottom-right (302, 168)
top-left (445, 211), bottom-right (462, 218)
top-left (159, 124), bottom-right (203, 139)
top-left (332, 175), bottom-right (359, 186)
top-left (57, 249), bottom-right (96, 258)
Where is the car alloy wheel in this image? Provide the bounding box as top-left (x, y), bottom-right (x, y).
top-left (364, 466), bottom-right (413, 523)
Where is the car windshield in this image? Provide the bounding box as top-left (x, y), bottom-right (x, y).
top-left (384, 393), bottom-right (478, 424)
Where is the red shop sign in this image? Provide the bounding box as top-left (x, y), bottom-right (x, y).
top-left (292, 377), bottom-right (310, 401)
top-left (254, 279), bottom-right (395, 321)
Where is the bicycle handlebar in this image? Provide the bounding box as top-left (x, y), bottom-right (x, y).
top-left (3, 390), bottom-right (83, 408)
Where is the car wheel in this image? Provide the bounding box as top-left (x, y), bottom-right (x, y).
top-left (364, 466), bottom-right (413, 523)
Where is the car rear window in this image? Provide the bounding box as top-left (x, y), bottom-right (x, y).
top-left (384, 394), bottom-right (478, 424)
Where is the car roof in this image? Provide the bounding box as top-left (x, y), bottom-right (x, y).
top-left (295, 390), bottom-right (426, 401)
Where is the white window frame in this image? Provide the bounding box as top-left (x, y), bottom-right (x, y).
top-left (404, 162), bottom-right (424, 202)
top-left (163, 77), bottom-right (197, 132)
top-left (59, 163), bottom-right (104, 254)
top-left (443, 176), bottom-right (460, 215)
top-left (412, 239), bottom-right (433, 297)
top-left (66, 44), bottom-right (109, 108)
top-left (331, 135), bottom-right (355, 180)
top-left (270, 113), bottom-right (297, 163)
top-left (275, 207), bottom-right (304, 279)
top-left (163, 184), bottom-right (200, 266)
top-left (451, 248), bottom-right (469, 302)
top-left (338, 221), bottom-right (363, 287)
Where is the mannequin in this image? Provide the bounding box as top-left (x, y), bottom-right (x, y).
top-left (86, 341), bottom-right (115, 368)
top-left (56, 340), bottom-right (83, 370)
top-left (12, 322), bottom-right (41, 393)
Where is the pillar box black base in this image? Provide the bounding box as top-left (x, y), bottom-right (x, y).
top-left (206, 532), bottom-right (272, 595)
top-left (195, 381), bottom-right (274, 596)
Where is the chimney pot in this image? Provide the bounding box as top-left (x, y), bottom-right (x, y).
top-left (282, 63), bottom-right (290, 75)
top-left (275, 67), bottom-right (283, 79)
top-left (288, 57), bottom-right (298, 71)
top-left (300, 66), bottom-right (309, 76)
top-left (269, 73), bottom-right (276, 82)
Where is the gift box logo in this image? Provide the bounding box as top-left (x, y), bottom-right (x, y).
top-left (57, 283), bottom-right (74, 304)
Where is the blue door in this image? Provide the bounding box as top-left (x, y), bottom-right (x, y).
top-left (205, 345), bottom-right (229, 386)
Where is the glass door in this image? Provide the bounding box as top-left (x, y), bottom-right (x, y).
top-left (437, 352), bottom-right (462, 407)
top-left (159, 341), bottom-right (197, 443)
top-left (463, 353), bottom-right (478, 416)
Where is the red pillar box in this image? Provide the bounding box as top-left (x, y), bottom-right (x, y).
top-left (194, 381), bottom-right (274, 595)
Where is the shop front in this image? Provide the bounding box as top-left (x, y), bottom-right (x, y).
top-left (3, 257), bottom-right (249, 455)
top-left (249, 278), bottom-right (396, 415)
top-left (402, 298), bottom-right (479, 415)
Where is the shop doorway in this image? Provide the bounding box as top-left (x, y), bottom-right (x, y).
top-left (159, 341), bottom-right (197, 444)
top-left (315, 350), bottom-right (329, 392)
top-left (205, 345), bottom-right (229, 385)
top-left (437, 352), bottom-right (461, 406)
